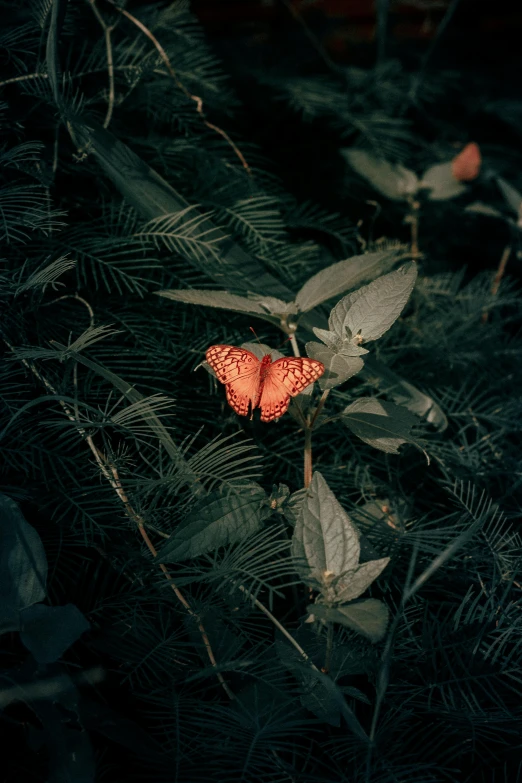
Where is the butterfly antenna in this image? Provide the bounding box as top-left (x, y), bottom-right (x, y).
top-left (249, 327), bottom-right (263, 346)
top-left (276, 335), bottom-right (293, 350)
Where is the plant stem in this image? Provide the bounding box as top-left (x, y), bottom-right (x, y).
top-left (86, 0), bottom-right (116, 129)
top-left (103, 0), bottom-right (250, 174)
top-left (407, 198), bottom-right (421, 260)
top-left (309, 389), bottom-right (330, 429)
top-left (236, 584), bottom-right (320, 672)
top-left (6, 341), bottom-right (234, 701)
top-left (289, 332), bottom-right (300, 357)
top-left (304, 425), bottom-right (313, 488)
top-left (482, 243), bottom-right (511, 323)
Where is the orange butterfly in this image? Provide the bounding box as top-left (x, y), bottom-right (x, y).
top-left (205, 345), bottom-right (325, 422)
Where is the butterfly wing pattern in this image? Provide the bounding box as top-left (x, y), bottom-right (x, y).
top-left (206, 345), bottom-right (262, 418)
top-left (206, 345), bottom-right (325, 422)
top-left (259, 357), bottom-right (324, 422)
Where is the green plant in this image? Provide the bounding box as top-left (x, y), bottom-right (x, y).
top-left (1, 2), bottom-right (521, 782)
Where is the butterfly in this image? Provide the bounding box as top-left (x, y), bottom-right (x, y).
top-left (205, 345), bottom-right (325, 422)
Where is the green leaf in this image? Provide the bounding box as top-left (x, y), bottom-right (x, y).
top-left (155, 288), bottom-right (268, 314)
top-left (299, 677), bottom-right (341, 727)
top-left (254, 296), bottom-right (298, 316)
top-left (0, 493), bottom-right (47, 628)
top-left (311, 599), bottom-right (389, 642)
top-left (310, 328), bottom-right (342, 352)
top-left (342, 149), bottom-right (419, 201)
top-left (46, 0), bottom-right (67, 107)
top-left (16, 255), bottom-right (76, 293)
top-left (295, 249), bottom-right (402, 312)
top-left (306, 342), bottom-right (364, 390)
top-left (51, 343), bottom-right (201, 491)
top-left (156, 289), bottom-right (284, 323)
top-left (20, 604), bottom-right (90, 664)
top-left (360, 357), bottom-right (448, 432)
top-left (158, 484), bottom-right (267, 562)
top-left (465, 202), bottom-right (505, 220)
top-left (282, 487), bottom-right (308, 527)
top-left (68, 119), bottom-right (291, 299)
top-left (342, 397), bottom-right (420, 454)
top-left (496, 177), bottom-right (522, 225)
top-left (333, 558), bottom-right (391, 603)
top-left (329, 263), bottom-right (417, 344)
top-left (291, 472), bottom-right (360, 580)
top-left (419, 161), bottom-right (466, 200)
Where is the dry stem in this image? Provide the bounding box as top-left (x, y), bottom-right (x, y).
top-left (482, 243), bottom-right (511, 324)
top-left (103, 0), bottom-right (251, 175)
top-left (5, 334), bottom-right (233, 700)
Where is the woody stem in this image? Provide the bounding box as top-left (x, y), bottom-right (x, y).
top-left (304, 425), bottom-right (313, 488)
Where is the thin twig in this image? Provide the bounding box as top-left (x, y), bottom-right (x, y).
top-left (304, 425), bottom-right (313, 489)
top-left (5, 337), bottom-right (234, 701)
top-left (0, 72), bottom-right (47, 88)
top-left (405, 197), bottom-right (421, 260)
top-left (482, 243), bottom-right (511, 324)
top-left (309, 388), bottom-right (330, 429)
top-left (103, 0), bottom-right (251, 175)
top-left (236, 584), bottom-right (319, 672)
top-left (409, 0), bottom-right (463, 103)
top-left (87, 0), bottom-right (116, 128)
top-left (280, 0), bottom-right (339, 73)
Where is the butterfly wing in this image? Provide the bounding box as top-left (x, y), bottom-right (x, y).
top-left (259, 357), bottom-right (325, 423)
top-left (205, 345), bottom-right (261, 417)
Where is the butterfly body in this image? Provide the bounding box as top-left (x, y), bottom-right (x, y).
top-left (205, 345), bottom-right (325, 422)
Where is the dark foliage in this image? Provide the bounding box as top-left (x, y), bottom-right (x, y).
top-left (1, 1), bottom-right (521, 782)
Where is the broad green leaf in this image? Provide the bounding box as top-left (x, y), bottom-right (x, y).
top-left (306, 342), bottom-right (364, 390)
top-left (465, 202), bottom-right (504, 220)
top-left (311, 599), bottom-right (389, 642)
top-left (300, 677), bottom-right (342, 727)
top-left (79, 699), bottom-right (163, 757)
top-left (291, 472), bottom-right (360, 580)
top-left (0, 493), bottom-right (47, 628)
top-left (282, 487), bottom-right (308, 527)
top-left (254, 296), bottom-right (298, 315)
top-left (156, 289), bottom-right (268, 314)
top-left (419, 161), bottom-right (466, 200)
top-left (333, 558), bottom-right (391, 603)
top-left (156, 289), bottom-right (294, 322)
top-left (360, 357), bottom-right (448, 431)
top-left (311, 328), bottom-right (342, 352)
top-left (46, 0), bottom-right (65, 107)
top-left (158, 484), bottom-right (267, 562)
top-left (496, 177), bottom-right (522, 225)
top-left (277, 637), bottom-right (368, 737)
top-left (20, 604), bottom-right (90, 664)
top-left (295, 249), bottom-right (401, 312)
top-left (342, 149), bottom-right (419, 201)
top-left (329, 263), bottom-right (417, 344)
top-left (342, 397), bottom-right (420, 454)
